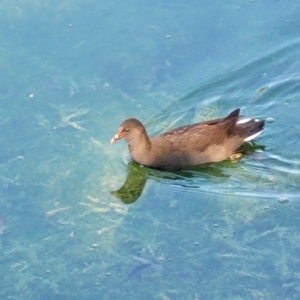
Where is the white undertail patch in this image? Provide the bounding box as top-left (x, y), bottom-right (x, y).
top-left (237, 118), bottom-right (263, 141)
top-left (237, 118), bottom-right (251, 124)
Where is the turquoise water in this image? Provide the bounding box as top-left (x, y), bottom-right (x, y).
top-left (1, 1), bottom-right (300, 299)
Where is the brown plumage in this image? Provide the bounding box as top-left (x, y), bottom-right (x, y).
top-left (110, 108), bottom-right (265, 171)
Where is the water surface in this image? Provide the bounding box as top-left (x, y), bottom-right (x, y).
top-left (0, 1), bottom-right (300, 299)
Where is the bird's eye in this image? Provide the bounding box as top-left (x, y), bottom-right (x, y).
top-left (124, 128), bottom-right (130, 132)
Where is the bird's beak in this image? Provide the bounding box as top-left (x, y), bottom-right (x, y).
top-left (110, 134), bottom-right (119, 144)
top-left (110, 127), bottom-right (123, 144)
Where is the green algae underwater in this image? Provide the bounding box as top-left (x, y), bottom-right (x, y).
top-left (1, 1), bottom-right (300, 299)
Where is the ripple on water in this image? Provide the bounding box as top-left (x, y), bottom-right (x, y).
top-left (114, 37), bottom-right (300, 202)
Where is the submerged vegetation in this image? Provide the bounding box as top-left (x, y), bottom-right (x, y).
top-left (0, 0), bottom-right (300, 299)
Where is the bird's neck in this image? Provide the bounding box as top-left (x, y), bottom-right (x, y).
top-left (128, 133), bottom-right (152, 163)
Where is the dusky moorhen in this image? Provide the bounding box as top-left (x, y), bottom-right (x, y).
top-left (110, 108), bottom-right (264, 171)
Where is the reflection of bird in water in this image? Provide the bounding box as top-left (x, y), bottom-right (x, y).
top-left (128, 255), bottom-right (164, 278)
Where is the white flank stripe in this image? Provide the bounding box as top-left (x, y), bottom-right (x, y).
top-left (244, 131), bottom-right (263, 142)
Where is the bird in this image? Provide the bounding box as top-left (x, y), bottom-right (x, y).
top-left (110, 108), bottom-right (265, 171)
